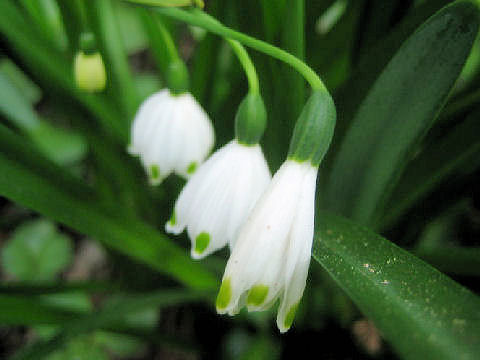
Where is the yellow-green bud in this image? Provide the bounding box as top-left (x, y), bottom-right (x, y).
top-left (74, 51), bottom-right (107, 92)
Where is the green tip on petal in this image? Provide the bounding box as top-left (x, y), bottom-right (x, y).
top-left (187, 161), bottom-right (197, 175)
top-left (247, 285), bottom-right (269, 306)
top-left (194, 232), bottom-right (210, 254)
top-left (216, 278), bottom-right (232, 310)
top-left (168, 210), bottom-right (177, 226)
top-left (284, 303), bottom-right (299, 330)
top-left (150, 165), bottom-right (160, 180)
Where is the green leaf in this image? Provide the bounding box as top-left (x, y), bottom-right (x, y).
top-left (0, 124), bottom-right (218, 291)
top-left (29, 122), bottom-right (88, 165)
top-left (2, 219), bottom-right (73, 282)
top-left (313, 212), bottom-right (480, 360)
top-left (11, 290), bottom-right (205, 360)
top-left (0, 58), bottom-right (42, 104)
top-left (94, 331), bottom-right (145, 358)
top-left (325, 1), bottom-right (480, 227)
top-left (0, 0), bottom-right (127, 143)
top-left (0, 69), bottom-right (87, 165)
top-left (0, 294), bottom-right (80, 326)
top-left (0, 71), bottom-right (39, 131)
top-left (382, 106), bottom-right (480, 228)
top-left (45, 336), bottom-right (108, 360)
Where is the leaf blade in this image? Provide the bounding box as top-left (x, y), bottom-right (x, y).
top-left (325, 1), bottom-right (480, 227)
top-left (313, 212), bottom-right (480, 360)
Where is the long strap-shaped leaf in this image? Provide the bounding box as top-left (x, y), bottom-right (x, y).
top-left (314, 212), bottom-right (480, 360)
top-left (324, 1), bottom-right (480, 228)
top-left (382, 106), bottom-right (480, 229)
top-left (0, 125), bottom-right (217, 291)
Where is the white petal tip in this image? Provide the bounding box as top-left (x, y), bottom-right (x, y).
top-left (127, 144), bottom-right (138, 155)
top-left (190, 249), bottom-right (207, 260)
top-left (216, 307), bottom-right (227, 315)
top-left (276, 302), bottom-right (299, 334)
top-left (164, 222), bottom-right (183, 235)
top-left (189, 232), bottom-right (212, 260)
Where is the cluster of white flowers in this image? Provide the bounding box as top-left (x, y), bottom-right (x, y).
top-left (130, 89), bottom-right (319, 333)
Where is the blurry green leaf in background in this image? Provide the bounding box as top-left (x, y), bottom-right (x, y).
top-left (2, 219), bottom-right (73, 282)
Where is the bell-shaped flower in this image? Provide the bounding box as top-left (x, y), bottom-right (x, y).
top-left (128, 89), bottom-right (214, 185)
top-left (216, 90), bottom-right (336, 332)
top-left (166, 93), bottom-right (271, 259)
top-left (74, 33), bottom-right (106, 92)
top-left (74, 51), bottom-right (106, 92)
top-left (216, 160), bottom-right (317, 332)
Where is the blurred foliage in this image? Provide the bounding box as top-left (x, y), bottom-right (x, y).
top-left (0, 0), bottom-right (480, 359)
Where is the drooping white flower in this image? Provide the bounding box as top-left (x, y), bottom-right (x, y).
top-left (165, 139), bottom-right (271, 259)
top-left (216, 159), bottom-right (318, 333)
top-left (129, 89), bottom-right (214, 184)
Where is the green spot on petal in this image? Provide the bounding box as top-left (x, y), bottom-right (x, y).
top-left (284, 303), bottom-right (299, 330)
top-left (247, 285), bottom-right (269, 306)
top-left (187, 161), bottom-right (197, 174)
top-left (195, 232), bottom-right (210, 254)
top-left (216, 278), bottom-right (232, 310)
top-left (150, 165), bottom-right (160, 180)
top-left (169, 210), bottom-right (177, 226)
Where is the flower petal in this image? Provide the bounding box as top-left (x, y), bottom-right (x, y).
top-left (218, 160), bottom-right (306, 314)
top-left (276, 164), bottom-right (317, 332)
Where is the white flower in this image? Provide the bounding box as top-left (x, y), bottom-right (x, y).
top-left (129, 89), bottom-right (214, 185)
top-left (165, 139), bottom-right (271, 259)
top-left (215, 159), bottom-right (317, 333)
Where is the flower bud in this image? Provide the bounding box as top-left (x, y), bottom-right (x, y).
top-left (288, 90), bottom-right (336, 166)
top-left (74, 51), bottom-right (107, 92)
top-left (235, 93), bottom-right (267, 145)
top-left (74, 33), bottom-right (106, 92)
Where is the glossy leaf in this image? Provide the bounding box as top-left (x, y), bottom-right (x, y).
top-left (325, 1), bottom-right (480, 227)
top-left (313, 212), bottom-right (480, 360)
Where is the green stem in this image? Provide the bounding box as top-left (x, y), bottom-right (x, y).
top-left (152, 13), bottom-right (181, 63)
top-left (126, 0), bottom-right (194, 6)
top-left (155, 7), bottom-right (326, 92)
top-left (227, 39), bottom-right (259, 94)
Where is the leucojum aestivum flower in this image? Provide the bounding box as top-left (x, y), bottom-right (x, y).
top-left (127, 24), bottom-right (336, 331)
top-left (166, 93), bottom-right (271, 258)
top-left (128, 60), bottom-right (214, 185)
top-left (216, 90), bottom-right (336, 332)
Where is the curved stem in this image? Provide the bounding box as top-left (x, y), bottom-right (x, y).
top-left (227, 39), bottom-right (259, 94)
top-left (155, 7), bottom-right (326, 92)
top-left (153, 14), bottom-right (181, 63)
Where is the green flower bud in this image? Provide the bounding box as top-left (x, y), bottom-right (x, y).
top-left (235, 93), bottom-right (267, 145)
top-left (166, 60), bottom-right (189, 95)
top-left (288, 90), bottom-right (336, 166)
top-left (74, 51), bottom-right (107, 92)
